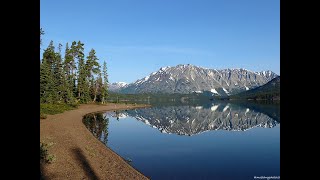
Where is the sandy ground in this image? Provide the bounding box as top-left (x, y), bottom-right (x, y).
top-left (40, 103), bottom-right (151, 180)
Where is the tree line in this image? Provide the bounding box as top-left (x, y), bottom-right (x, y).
top-left (40, 28), bottom-right (108, 104)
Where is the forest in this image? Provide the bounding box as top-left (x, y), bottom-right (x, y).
top-left (40, 28), bottom-right (109, 117)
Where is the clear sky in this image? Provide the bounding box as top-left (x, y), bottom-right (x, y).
top-left (41, 0), bottom-right (279, 83)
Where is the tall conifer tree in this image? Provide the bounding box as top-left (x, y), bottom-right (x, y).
top-left (85, 49), bottom-right (100, 102)
top-left (102, 61), bottom-right (109, 104)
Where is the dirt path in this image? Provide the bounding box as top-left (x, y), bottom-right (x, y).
top-left (40, 103), bottom-right (151, 180)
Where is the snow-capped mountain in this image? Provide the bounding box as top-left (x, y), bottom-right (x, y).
top-left (120, 64), bottom-right (278, 95)
top-left (108, 82), bottom-right (128, 92)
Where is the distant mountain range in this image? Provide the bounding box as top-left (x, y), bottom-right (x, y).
top-left (110, 64), bottom-right (278, 96)
top-left (229, 76), bottom-right (280, 100)
top-left (108, 82), bottom-right (128, 92)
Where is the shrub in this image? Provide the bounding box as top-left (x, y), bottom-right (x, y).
top-left (40, 142), bottom-right (56, 164)
top-left (40, 103), bottom-right (77, 115)
top-left (40, 113), bottom-right (47, 119)
top-left (46, 154), bottom-right (56, 163)
top-left (68, 102), bottom-right (79, 108)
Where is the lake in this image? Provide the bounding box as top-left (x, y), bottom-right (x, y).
top-left (83, 101), bottom-right (280, 180)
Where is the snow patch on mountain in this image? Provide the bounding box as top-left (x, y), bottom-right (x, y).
top-left (211, 105), bottom-right (219, 111)
top-left (223, 105), bottom-right (229, 112)
top-left (194, 90), bottom-right (202, 93)
top-left (245, 108), bottom-right (250, 115)
top-left (223, 88), bottom-right (230, 94)
top-left (210, 88), bottom-right (219, 94)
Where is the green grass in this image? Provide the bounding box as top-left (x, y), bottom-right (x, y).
top-left (40, 103), bottom-right (78, 116)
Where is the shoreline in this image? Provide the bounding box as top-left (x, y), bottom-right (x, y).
top-left (40, 103), bottom-right (151, 179)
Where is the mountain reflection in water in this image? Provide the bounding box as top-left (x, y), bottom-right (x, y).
top-left (105, 102), bottom-right (279, 136)
top-left (83, 101), bottom-right (280, 180)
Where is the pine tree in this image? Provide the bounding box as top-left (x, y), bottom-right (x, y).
top-left (90, 76), bottom-right (96, 101)
top-left (60, 47), bottom-right (75, 105)
top-left (85, 49), bottom-right (100, 102)
top-left (43, 41), bottom-right (55, 66)
top-left (50, 43), bottom-right (66, 102)
top-left (96, 73), bottom-right (104, 102)
top-left (64, 43), bottom-right (72, 91)
top-left (41, 41), bottom-right (57, 103)
top-left (74, 41), bottom-right (89, 103)
top-left (69, 41), bottom-right (78, 97)
top-left (40, 59), bottom-right (53, 103)
top-left (102, 61), bottom-right (109, 104)
top-left (40, 28), bottom-right (44, 47)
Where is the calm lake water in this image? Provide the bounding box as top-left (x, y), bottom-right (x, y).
top-left (83, 101), bottom-right (280, 180)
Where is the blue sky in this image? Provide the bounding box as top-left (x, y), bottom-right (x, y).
top-left (41, 0), bottom-right (279, 83)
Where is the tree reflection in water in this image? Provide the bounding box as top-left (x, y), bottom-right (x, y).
top-left (83, 113), bottom-right (109, 145)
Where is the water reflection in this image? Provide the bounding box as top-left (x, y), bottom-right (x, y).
top-left (83, 102), bottom-right (280, 180)
top-left (83, 113), bottom-right (109, 144)
top-left (112, 110), bottom-right (128, 120)
top-left (106, 102), bottom-right (279, 136)
top-left (83, 102), bottom-right (280, 137)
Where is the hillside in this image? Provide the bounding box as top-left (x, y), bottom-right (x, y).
top-left (229, 76), bottom-right (280, 100)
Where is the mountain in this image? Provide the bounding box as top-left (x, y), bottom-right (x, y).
top-left (230, 76), bottom-right (280, 100)
top-left (120, 64), bottom-right (278, 96)
top-left (108, 82), bottom-right (128, 92)
top-left (109, 104), bottom-right (279, 136)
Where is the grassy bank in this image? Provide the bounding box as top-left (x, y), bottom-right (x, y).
top-left (40, 103), bottom-right (78, 118)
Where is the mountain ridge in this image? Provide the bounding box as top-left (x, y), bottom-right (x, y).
top-left (229, 76), bottom-right (280, 100)
top-left (108, 82), bottom-right (128, 92)
top-left (117, 64), bottom-right (278, 95)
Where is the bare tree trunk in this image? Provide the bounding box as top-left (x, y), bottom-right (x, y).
top-left (93, 94), bottom-right (97, 102)
top-left (93, 85), bottom-right (98, 102)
